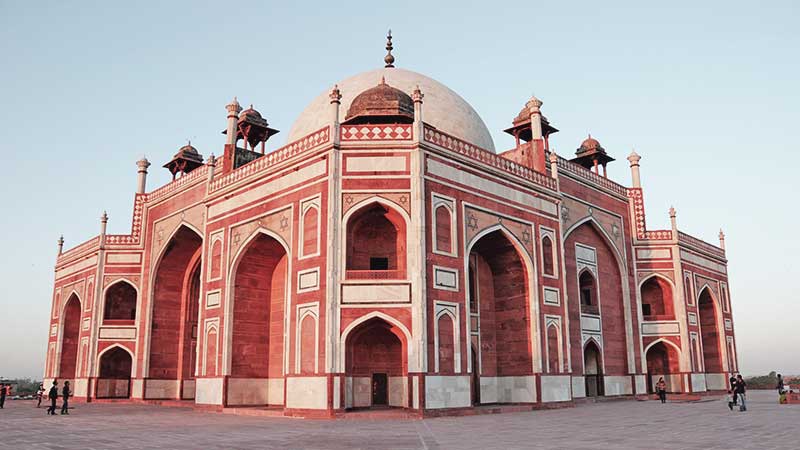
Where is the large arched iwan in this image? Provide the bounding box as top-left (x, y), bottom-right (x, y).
top-left (230, 233), bottom-right (288, 379)
top-left (564, 222), bottom-right (628, 376)
top-left (149, 225), bottom-right (202, 388)
top-left (698, 288), bottom-right (723, 373)
top-left (58, 294), bottom-right (82, 379)
top-left (468, 229), bottom-right (532, 377)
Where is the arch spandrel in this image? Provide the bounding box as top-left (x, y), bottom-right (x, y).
top-left (229, 206), bottom-right (293, 259)
top-left (342, 193), bottom-right (411, 216)
top-left (637, 271), bottom-right (674, 284)
top-left (464, 206), bottom-right (534, 258)
top-left (150, 204), bottom-right (206, 260)
top-left (561, 197), bottom-right (624, 251)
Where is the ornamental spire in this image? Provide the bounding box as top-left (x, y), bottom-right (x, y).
top-left (384, 29), bottom-right (395, 68)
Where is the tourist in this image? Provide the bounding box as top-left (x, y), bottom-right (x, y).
top-left (776, 373), bottom-right (784, 394)
top-left (726, 390), bottom-right (734, 410)
top-left (36, 384), bottom-right (44, 408)
top-left (61, 381), bottom-right (71, 415)
top-left (0, 383), bottom-right (6, 409)
top-left (735, 374), bottom-right (747, 412)
top-left (47, 380), bottom-right (58, 416)
top-left (729, 376), bottom-right (738, 406)
top-left (656, 377), bottom-right (667, 403)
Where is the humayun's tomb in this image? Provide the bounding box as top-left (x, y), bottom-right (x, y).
top-left (44, 34), bottom-right (738, 417)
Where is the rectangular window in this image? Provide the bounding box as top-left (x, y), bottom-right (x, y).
top-left (370, 257), bottom-right (389, 270)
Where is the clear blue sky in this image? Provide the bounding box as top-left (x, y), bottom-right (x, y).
top-left (1, 1), bottom-right (797, 379)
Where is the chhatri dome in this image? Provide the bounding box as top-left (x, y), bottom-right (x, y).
top-left (287, 33), bottom-right (495, 151)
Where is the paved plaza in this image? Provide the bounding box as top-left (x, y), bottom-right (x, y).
top-left (1, 391), bottom-right (796, 450)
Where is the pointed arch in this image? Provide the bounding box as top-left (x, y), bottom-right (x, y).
top-left (57, 293), bottom-right (82, 379)
top-left (102, 278), bottom-right (139, 322)
top-left (638, 273), bottom-right (676, 320)
top-left (697, 285), bottom-right (725, 373)
top-left (96, 344), bottom-right (134, 399)
top-left (564, 217), bottom-right (636, 374)
top-left (644, 337), bottom-right (682, 356)
top-left (465, 223), bottom-right (542, 375)
top-left (342, 196), bottom-right (410, 280)
top-left (144, 223), bottom-right (203, 388)
top-left (339, 311), bottom-right (411, 373)
top-left (223, 227), bottom-right (292, 377)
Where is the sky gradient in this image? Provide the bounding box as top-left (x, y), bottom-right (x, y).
top-left (1, 0), bottom-right (797, 379)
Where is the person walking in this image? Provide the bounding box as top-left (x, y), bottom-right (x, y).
top-left (0, 383), bottom-right (6, 409)
top-left (36, 384), bottom-right (44, 408)
top-left (60, 381), bottom-right (71, 415)
top-left (46, 381), bottom-right (58, 416)
top-left (729, 376), bottom-right (738, 406)
top-left (777, 374), bottom-right (785, 394)
top-left (656, 377), bottom-right (667, 404)
top-left (735, 374), bottom-right (747, 412)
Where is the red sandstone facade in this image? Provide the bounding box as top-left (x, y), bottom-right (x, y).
top-left (44, 57), bottom-right (738, 416)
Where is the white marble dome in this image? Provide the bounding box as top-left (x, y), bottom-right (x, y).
top-left (287, 68), bottom-right (495, 151)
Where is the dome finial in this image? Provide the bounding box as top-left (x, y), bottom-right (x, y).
top-left (384, 29), bottom-right (395, 68)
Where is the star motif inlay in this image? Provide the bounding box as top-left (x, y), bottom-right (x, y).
top-left (344, 195), bottom-right (353, 205)
top-left (232, 232), bottom-right (241, 247)
top-left (561, 206), bottom-right (569, 221)
top-left (280, 215), bottom-right (289, 231)
top-left (467, 213), bottom-right (478, 231)
top-left (521, 228), bottom-right (531, 244)
top-left (399, 195), bottom-right (407, 204)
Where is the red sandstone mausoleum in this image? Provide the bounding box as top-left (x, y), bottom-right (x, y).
top-left (44, 35), bottom-right (738, 417)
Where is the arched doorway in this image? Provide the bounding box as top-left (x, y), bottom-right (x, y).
top-left (103, 281), bottom-right (137, 322)
top-left (97, 347), bottom-right (133, 398)
top-left (148, 225), bottom-right (202, 399)
top-left (698, 288), bottom-right (723, 373)
top-left (467, 228), bottom-right (533, 404)
top-left (645, 341), bottom-right (680, 393)
top-left (640, 276), bottom-right (675, 320)
top-left (584, 340), bottom-right (604, 397)
top-left (345, 317), bottom-right (408, 409)
top-left (58, 294), bottom-right (82, 380)
top-left (228, 232), bottom-right (288, 406)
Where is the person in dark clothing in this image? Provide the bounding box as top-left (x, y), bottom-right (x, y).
top-left (729, 376), bottom-right (738, 405)
top-left (47, 381), bottom-right (58, 416)
top-left (777, 374), bottom-right (785, 394)
top-left (0, 383), bottom-right (6, 409)
top-left (60, 381), bottom-right (70, 415)
top-left (735, 374), bottom-right (747, 412)
top-left (656, 377), bottom-right (667, 403)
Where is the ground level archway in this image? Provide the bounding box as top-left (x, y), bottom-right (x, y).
top-left (97, 346), bottom-right (133, 399)
top-left (344, 317), bottom-right (408, 409)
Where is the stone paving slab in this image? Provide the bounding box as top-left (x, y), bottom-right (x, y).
top-left (1, 391), bottom-right (797, 450)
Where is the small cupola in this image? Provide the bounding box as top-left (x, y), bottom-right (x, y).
top-left (221, 104), bottom-right (279, 153)
top-left (503, 104), bottom-right (559, 144)
top-left (163, 142), bottom-right (204, 180)
top-left (342, 77), bottom-right (415, 125)
top-left (571, 134), bottom-right (615, 177)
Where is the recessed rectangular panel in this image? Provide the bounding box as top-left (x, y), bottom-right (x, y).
top-left (341, 283), bottom-right (410, 304)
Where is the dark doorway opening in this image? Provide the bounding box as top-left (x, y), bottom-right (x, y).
top-left (372, 373), bottom-right (388, 406)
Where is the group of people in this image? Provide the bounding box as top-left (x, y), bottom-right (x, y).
top-left (726, 374), bottom-right (747, 411)
top-left (44, 380), bottom-right (70, 415)
top-left (0, 380), bottom-right (71, 415)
